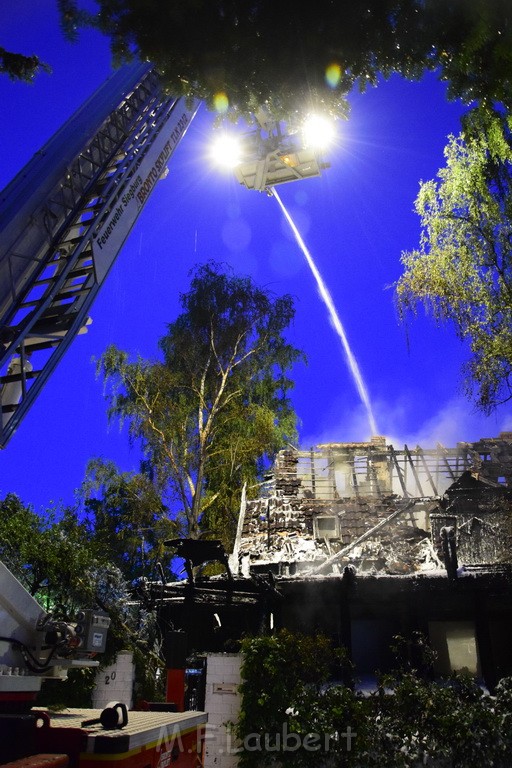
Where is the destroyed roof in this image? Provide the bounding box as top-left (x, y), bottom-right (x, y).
top-left (442, 469), bottom-right (512, 495)
top-left (232, 434), bottom-right (512, 578)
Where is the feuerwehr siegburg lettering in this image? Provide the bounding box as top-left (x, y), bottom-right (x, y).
top-left (94, 113), bottom-right (189, 251)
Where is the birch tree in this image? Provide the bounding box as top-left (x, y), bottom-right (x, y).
top-left (98, 262), bottom-right (303, 544)
top-left (396, 108), bottom-right (512, 412)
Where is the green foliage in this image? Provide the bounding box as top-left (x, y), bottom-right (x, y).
top-left (396, 107), bottom-right (512, 412)
top-left (0, 493), bottom-right (100, 607)
top-left (58, 0), bottom-right (512, 123)
top-left (0, 47), bottom-right (50, 82)
top-left (0, 492), bottom-right (166, 707)
top-left (237, 630), bottom-right (360, 768)
top-left (237, 630), bottom-right (512, 768)
top-left (38, 667), bottom-right (97, 709)
top-left (372, 670), bottom-right (503, 767)
top-left (79, 457), bottom-right (178, 584)
top-left (97, 262), bottom-right (304, 547)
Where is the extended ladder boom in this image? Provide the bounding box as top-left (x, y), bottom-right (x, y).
top-left (0, 63), bottom-right (199, 447)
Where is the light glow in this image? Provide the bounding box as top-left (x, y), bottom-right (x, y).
top-left (210, 134), bottom-right (243, 168)
top-left (302, 114), bottom-right (336, 151)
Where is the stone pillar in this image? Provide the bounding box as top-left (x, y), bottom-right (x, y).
top-left (203, 653), bottom-right (242, 768)
top-left (92, 650), bottom-right (135, 710)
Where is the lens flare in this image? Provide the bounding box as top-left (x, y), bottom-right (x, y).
top-left (325, 63), bottom-right (341, 88)
top-left (213, 92), bottom-right (229, 113)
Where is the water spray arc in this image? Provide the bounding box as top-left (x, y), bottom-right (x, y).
top-left (271, 187), bottom-right (379, 438)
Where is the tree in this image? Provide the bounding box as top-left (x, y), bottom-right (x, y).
top-left (79, 457), bottom-right (179, 584)
top-left (237, 630), bottom-right (511, 768)
top-left (0, 491), bottom-right (168, 705)
top-left (98, 261), bottom-right (303, 545)
top-left (57, 0), bottom-right (512, 122)
top-left (0, 493), bottom-right (98, 606)
top-left (0, 47), bottom-right (50, 82)
top-left (395, 108), bottom-right (512, 412)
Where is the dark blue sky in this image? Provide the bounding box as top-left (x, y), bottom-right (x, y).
top-left (1, 0), bottom-right (510, 513)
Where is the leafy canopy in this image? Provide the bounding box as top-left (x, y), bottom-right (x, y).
top-left (79, 457), bottom-right (179, 584)
top-left (237, 629), bottom-right (512, 768)
top-left (98, 262), bottom-right (304, 545)
top-left (396, 108), bottom-right (512, 412)
top-left (0, 491), bottom-right (169, 705)
top-left (0, 493), bottom-right (98, 606)
top-left (56, 0), bottom-right (512, 123)
top-left (0, 47), bottom-right (50, 82)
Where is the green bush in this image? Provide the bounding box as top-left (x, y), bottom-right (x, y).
top-left (236, 630), bottom-right (512, 768)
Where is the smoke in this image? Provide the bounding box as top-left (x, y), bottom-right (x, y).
top-left (388, 398), bottom-right (512, 448)
top-left (302, 394), bottom-right (512, 449)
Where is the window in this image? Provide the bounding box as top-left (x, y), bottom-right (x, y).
top-left (314, 515), bottom-right (340, 540)
top-left (428, 621), bottom-right (480, 676)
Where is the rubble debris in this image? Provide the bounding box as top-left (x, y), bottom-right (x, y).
top-left (150, 434), bottom-right (512, 694)
top-left (234, 435), bottom-right (512, 578)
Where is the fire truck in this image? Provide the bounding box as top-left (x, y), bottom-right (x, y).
top-left (0, 558), bottom-right (206, 767)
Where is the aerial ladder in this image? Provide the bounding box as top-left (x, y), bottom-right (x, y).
top-left (0, 62), bottom-right (330, 448)
top-left (0, 62), bottom-right (200, 447)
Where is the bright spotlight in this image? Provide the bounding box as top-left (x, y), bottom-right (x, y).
top-left (210, 134), bottom-right (243, 168)
top-left (302, 115), bottom-right (336, 151)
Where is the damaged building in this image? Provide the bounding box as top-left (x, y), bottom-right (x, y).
top-left (155, 433), bottom-right (512, 693)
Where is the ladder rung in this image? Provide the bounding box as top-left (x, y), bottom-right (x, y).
top-left (39, 304), bottom-right (78, 318)
top-left (1, 370), bottom-right (39, 384)
top-left (20, 278), bottom-right (91, 308)
top-left (66, 266), bottom-right (94, 279)
top-left (23, 339), bottom-right (61, 352)
top-left (54, 287), bottom-right (90, 301)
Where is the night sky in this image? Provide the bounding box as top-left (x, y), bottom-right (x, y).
top-left (1, 0), bottom-right (510, 513)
